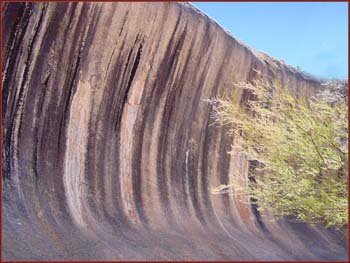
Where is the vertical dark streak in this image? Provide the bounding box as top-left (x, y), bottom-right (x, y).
top-left (154, 9), bottom-right (183, 222)
top-left (126, 42), bottom-right (142, 96)
top-left (56, 3), bottom-right (99, 152)
top-left (2, 3), bottom-right (32, 180)
top-left (247, 161), bottom-right (269, 233)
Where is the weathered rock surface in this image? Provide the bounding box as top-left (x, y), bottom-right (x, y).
top-left (2, 2), bottom-right (347, 260)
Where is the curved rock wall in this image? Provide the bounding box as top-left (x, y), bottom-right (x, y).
top-left (2, 2), bottom-right (347, 260)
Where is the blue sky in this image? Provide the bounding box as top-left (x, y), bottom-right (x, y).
top-left (191, 2), bottom-right (348, 79)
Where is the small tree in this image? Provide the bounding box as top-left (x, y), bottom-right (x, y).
top-left (208, 78), bottom-right (348, 230)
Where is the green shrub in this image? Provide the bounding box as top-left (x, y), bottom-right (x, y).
top-left (208, 78), bottom-right (348, 230)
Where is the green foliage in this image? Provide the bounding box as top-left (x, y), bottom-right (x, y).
top-left (209, 78), bottom-right (348, 230)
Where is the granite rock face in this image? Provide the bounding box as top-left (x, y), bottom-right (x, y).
top-left (2, 2), bottom-right (347, 260)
